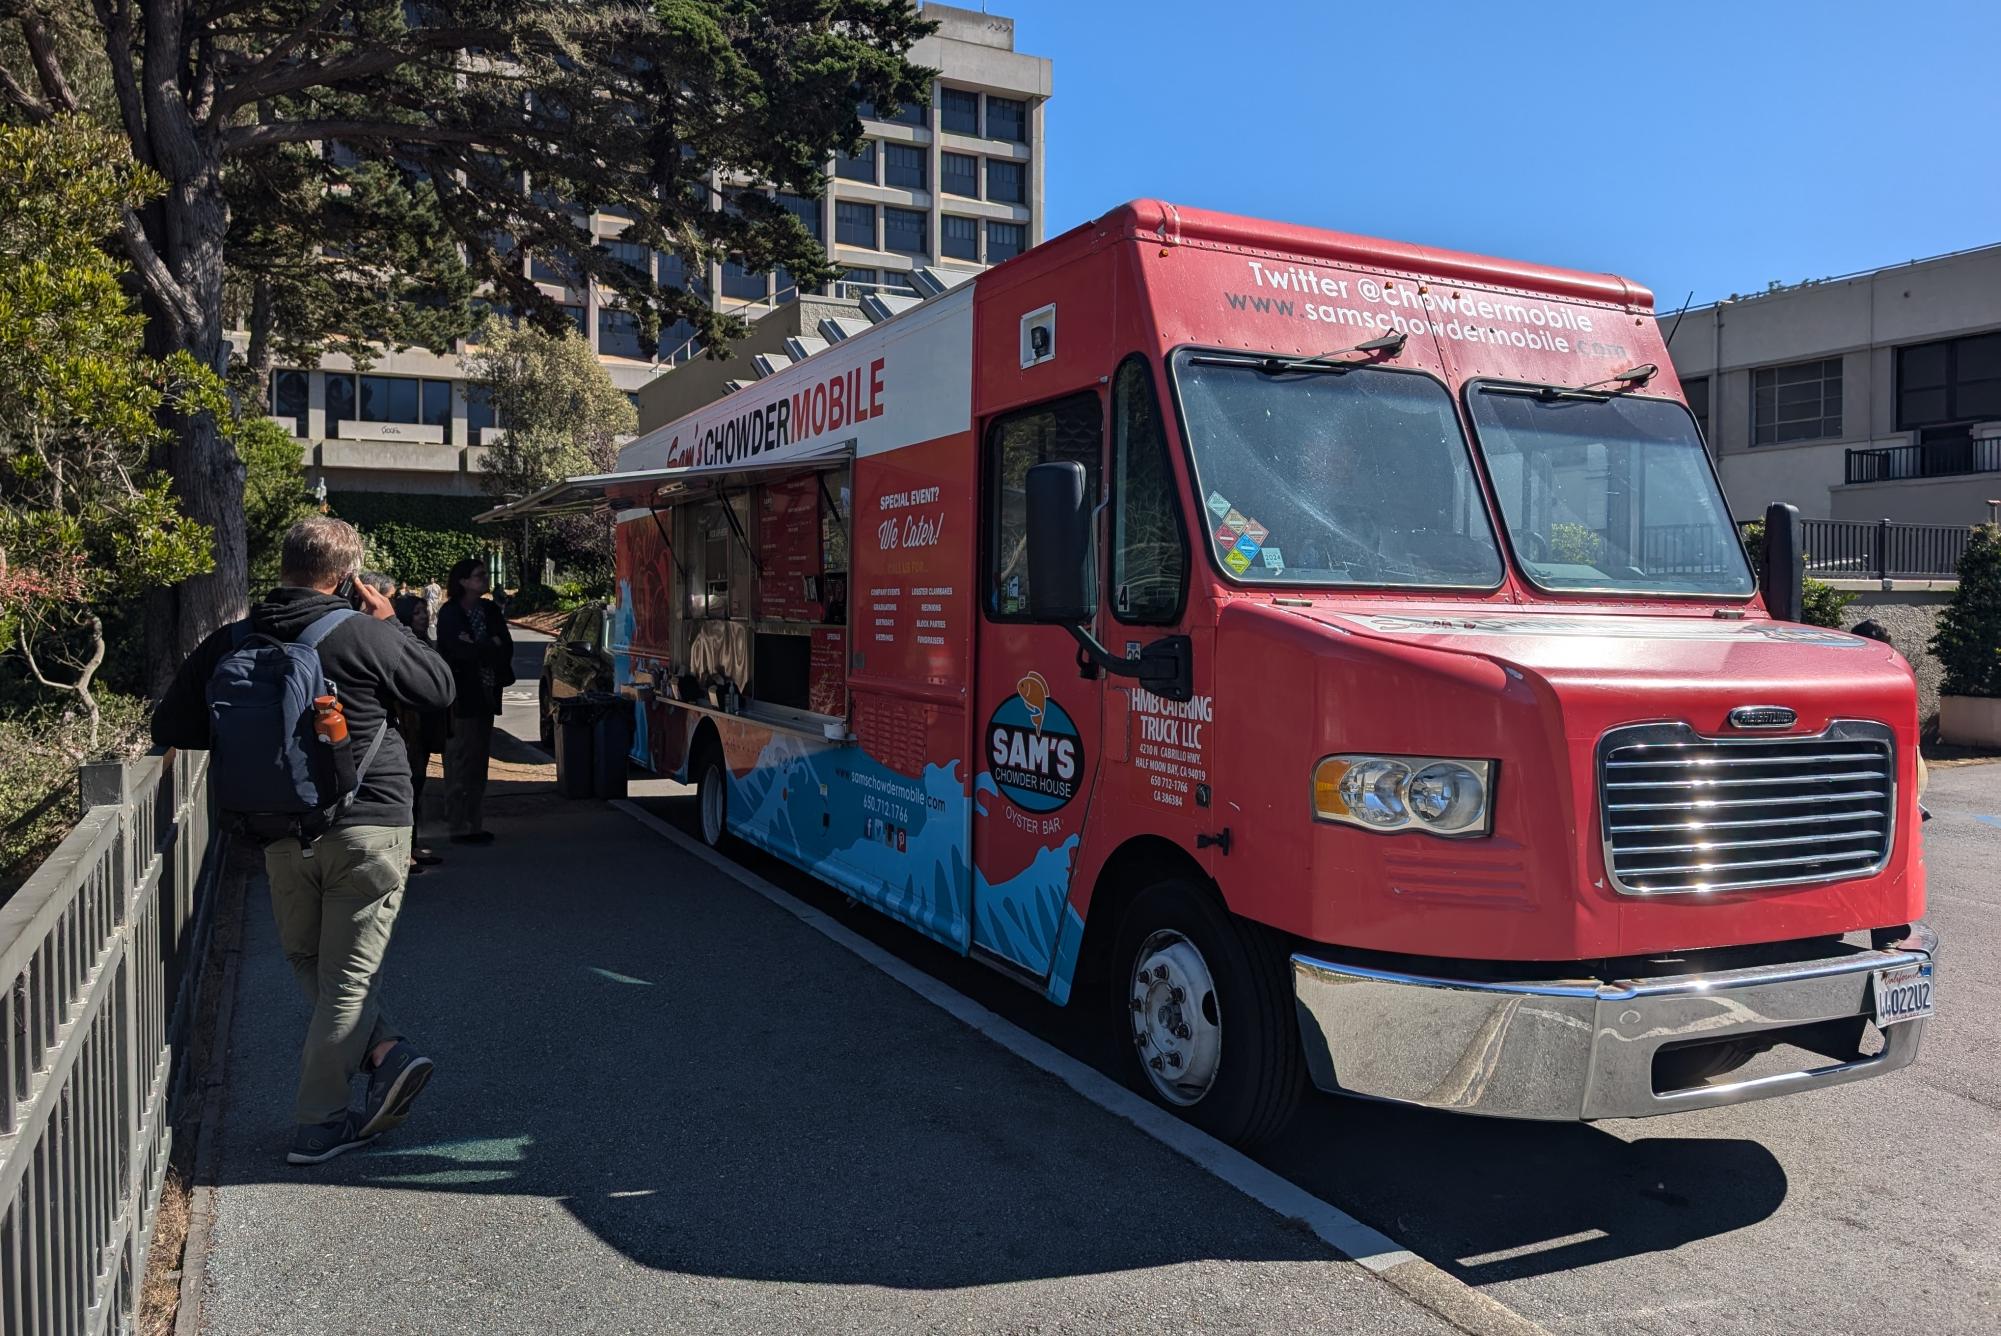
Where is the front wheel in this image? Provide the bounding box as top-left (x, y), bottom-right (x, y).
top-left (1112, 879), bottom-right (1304, 1147)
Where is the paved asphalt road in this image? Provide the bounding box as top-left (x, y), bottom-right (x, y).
top-left (195, 632), bottom-right (1460, 1335)
top-left (503, 615), bottom-right (1995, 1336)
top-left (200, 631), bottom-right (1996, 1333)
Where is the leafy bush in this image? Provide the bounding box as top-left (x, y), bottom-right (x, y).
top-left (1931, 523), bottom-right (2001, 698)
top-left (327, 491), bottom-right (500, 586)
top-left (1548, 522), bottom-right (1604, 566)
top-left (1737, 519), bottom-right (1854, 630)
top-left (1, 692), bottom-right (149, 896)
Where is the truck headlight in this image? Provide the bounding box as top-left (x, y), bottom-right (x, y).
top-left (1313, 755), bottom-right (1493, 837)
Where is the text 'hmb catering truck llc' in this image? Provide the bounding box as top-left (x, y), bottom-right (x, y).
top-left (487, 201), bottom-right (1937, 1145)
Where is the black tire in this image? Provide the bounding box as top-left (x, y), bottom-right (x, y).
top-left (692, 743), bottom-right (729, 849)
top-left (538, 678), bottom-right (554, 749)
top-left (1111, 878), bottom-right (1304, 1147)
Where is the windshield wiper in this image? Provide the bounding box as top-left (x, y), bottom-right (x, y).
top-left (1253, 330), bottom-right (1408, 376)
top-left (1490, 363), bottom-right (1659, 402)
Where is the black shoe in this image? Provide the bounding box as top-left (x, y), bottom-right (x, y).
top-left (412, 847), bottom-right (443, 866)
top-left (287, 1112), bottom-right (378, 1166)
top-left (357, 1042), bottom-right (435, 1139)
top-left (448, 831), bottom-right (495, 846)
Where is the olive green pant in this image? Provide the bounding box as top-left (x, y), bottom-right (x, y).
top-left (264, 825), bottom-right (411, 1124)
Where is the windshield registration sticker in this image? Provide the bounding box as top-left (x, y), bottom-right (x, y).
top-left (1261, 547), bottom-right (1285, 572)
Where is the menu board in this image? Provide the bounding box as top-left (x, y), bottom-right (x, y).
top-left (759, 475), bottom-right (821, 622)
top-left (810, 627), bottom-right (847, 717)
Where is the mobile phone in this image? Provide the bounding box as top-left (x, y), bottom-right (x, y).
top-left (335, 575), bottom-right (363, 610)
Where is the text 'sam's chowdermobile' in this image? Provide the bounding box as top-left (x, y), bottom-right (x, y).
top-left (484, 201), bottom-right (1936, 1145)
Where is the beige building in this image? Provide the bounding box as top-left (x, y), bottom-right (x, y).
top-left (265, 2), bottom-right (1051, 502)
top-left (1660, 243), bottom-right (2001, 526)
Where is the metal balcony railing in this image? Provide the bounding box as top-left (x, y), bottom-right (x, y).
top-left (1845, 437), bottom-right (2001, 484)
top-left (1798, 518), bottom-right (1975, 580)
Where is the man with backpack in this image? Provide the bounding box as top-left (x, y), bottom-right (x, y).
top-left (151, 517), bottom-right (456, 1165)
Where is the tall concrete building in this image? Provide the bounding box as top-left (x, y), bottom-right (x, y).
top-left (1660, 243), bottom-right (2001, 526)
top-left (265, 3), bottom-right (1051, 504)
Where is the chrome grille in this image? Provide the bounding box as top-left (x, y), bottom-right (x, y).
top-left (1598, 721), bottom-right (1895, 895)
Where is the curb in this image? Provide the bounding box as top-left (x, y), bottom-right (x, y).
top-left (612, 798), bottom-right (1551, 1336)
top-left (172, 865), bottom-right (252, 1336)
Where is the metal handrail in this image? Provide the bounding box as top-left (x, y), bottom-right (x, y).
top-left (1, 749), bottom-right (221, 1335)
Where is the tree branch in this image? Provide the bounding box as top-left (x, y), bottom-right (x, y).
top-left (0, 58), bottom-right (51, 121)
top-left (19, 13), bottom-right (80, 112)
top-left (88, 0), bottom-right (151, 158)
top-left (119, 211), bottom-right (205, 342)
top-left (224, 117), bottom-right (494, 153)
top-left (216, 28), bottom-right (506, 115)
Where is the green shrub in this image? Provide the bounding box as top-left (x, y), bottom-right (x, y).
top-left (1931, 523), bottom-right (2001, 698)
top-left (328, 491), bottom-right (502, 586)
top-left (1, 692), bottom-right (149, 897)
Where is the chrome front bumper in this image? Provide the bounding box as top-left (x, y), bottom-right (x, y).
top-left (1291, 923), bottom-right (1936, 1121)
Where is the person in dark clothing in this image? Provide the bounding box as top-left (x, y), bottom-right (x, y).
top-left (434, 557), bottom-right (513, 845)
top-left (151, 517), bottom-right (456, 1165)
top-left (392, 593), bottom-right (450, 875)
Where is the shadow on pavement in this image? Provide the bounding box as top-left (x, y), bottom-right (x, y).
top-left (213, 798), bottom-right (1348, 1292)
top-left (635, 793), bottom-right (1791, 1289)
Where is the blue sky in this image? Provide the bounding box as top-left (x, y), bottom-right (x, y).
top-left (991, 0), bottom-right (2001, 311)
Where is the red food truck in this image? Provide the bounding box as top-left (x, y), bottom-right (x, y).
top-left (486, 201), bottom-right (1936, 1145)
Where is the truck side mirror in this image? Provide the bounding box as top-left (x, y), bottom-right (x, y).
top-left (1761, 501), bottom-right (1805, 623)
top-left (1026, 460), bottom-right (1095, 623)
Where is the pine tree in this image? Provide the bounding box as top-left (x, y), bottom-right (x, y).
top-left (1, 0), bottom-right (932, 687)
top-left (1932, 524), bottom-right (2001, 698)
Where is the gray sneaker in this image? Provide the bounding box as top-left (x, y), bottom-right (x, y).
top-left (287, 1113), bottom-right (377, 1166)
top-left (357, 1042), bottom-right (434, 1139)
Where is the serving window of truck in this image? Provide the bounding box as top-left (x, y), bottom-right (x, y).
top-left (482, 201), bottom-right (1936, 1148)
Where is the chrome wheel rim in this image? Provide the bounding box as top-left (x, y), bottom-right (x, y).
top-left (1129, 929), bottom-right (1222, 1106)
top-left (700, 764), bottom-right (725, 845)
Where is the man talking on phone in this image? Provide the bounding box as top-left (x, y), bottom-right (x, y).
top-left (152, 517), bottom-right (456, 1164)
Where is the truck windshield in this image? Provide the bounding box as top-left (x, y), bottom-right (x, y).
top-left (1171, 352), bottom-right (1504, 589)
top-left (1467, 386), bottom-right (1755, 596)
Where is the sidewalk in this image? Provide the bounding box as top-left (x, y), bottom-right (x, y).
top-left (195, 782), bottom-right (1454, 1333)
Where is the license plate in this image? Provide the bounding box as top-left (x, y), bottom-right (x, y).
top-left (1872, 960), bottom-right (1936, 1028)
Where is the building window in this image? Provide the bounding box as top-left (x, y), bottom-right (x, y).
top-left (1752, 357), bottom-right (1842, 445)
top-left (838, 267), bottom-right (878, 292)
top-left (325, 373), bottom-right (355, 434)
top-left (834, 141), bottom-right (876, 184)
top-left (467, 383), bottom-right (498, 447)
top-left (599, 238), bottom-right (652, 276)
top-left (988, 221), bottom-right (1027, 262)
top-left (987, 96), bottom-right (1028, 144)
top-left (1111, 356), bottom-right (1186, 623)
top-left (721, 259), bottom-right (768, 302)
top-left (269, 370), bottom-right (309, 437)
top-left (598, 307), bottom-right (646, 359)
top-left (835, 201), bottom-right (877, 249)
top-left (531, 248), bottom-right (576, 286)
top-left (883, 143), bottom-right (926, 190)
top-left (941, 152), bottom-right (979, 199)
top-left (940, 87), bottom-right (979, 136)
top-left (558, 304), bottom-right (587, 335)
top-left (775, 192), bottom-right (822, 242)
top-left (942, 215), bottom-right (978, 261)
top-left (1897, 332), bottom-right (2001, 428)
top-left (883, 207), bottom-right (926, 256)
top-left (1683, 376), bottom-right (1711, 445)
top-left (987, 392), bottom-right (1103, 619)
top-left (344, 375), bottom-right (453, 441)
top-left (880, 270), bottom-right (917, 294)
top-left (986, 158), bottom-right (1026, 205)
top-left (890, 100), bottom-right (926, 126)
top-left (423, 379), bottom-right (451, 442)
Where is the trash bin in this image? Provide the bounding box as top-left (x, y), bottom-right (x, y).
top-left (588, 692), bottom-right (632, 800)
top-left (554, 696), bottom-right (597, 799)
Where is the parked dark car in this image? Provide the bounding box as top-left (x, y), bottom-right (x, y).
top-left (539, 601), bottom-right (615, 746)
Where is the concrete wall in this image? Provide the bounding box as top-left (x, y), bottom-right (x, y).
top-left (1829, 587), bottom-right (1953, 737)
top-left (1664, 244), bottom-right (2001, 524)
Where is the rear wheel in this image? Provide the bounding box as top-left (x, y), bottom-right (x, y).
top-left (694, 745), bottom-right (729, 849)
top-left (1111, 879), bottom-right (1304, 1147)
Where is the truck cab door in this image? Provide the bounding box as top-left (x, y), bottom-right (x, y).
top-left (972, 390), bottom-right (1105, 979)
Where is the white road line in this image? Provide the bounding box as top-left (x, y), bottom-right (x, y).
top-left (611, 798), bottom-right (1416, 1272)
